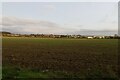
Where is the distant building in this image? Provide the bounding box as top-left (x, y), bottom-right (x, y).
top-left (87, 36), bottom-right (93, 39)
top-left (53, 35), bottom-right (61, 38)
top-left (99, 36), bottom-right (105, 39)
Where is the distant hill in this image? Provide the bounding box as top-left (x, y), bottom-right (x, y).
top-left (0, 31), bottom-right (11, 34)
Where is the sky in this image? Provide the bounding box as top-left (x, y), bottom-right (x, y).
top-left (0, 1), bottom-right (118, 35)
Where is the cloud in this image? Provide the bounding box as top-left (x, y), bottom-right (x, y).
top-left (0, 16), bottom-right (118, 35)
top-left (0, 16), bottom-right (74, 34)
top-left (99, 3), bottom-right (118, 24)
top-left (70, 29), bottom-right (118, 36)
top-left (1, 16), bottom-right (59, 27)
top-left (99, 15), bottom-right (117, 24)
top-left (38, 4), bottom-right (56, 15)
top-left (42, 4), bottom-right (56, 10)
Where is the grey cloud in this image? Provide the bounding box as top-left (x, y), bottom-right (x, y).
top-left (99, 14), bottom-right (117, 24)
top-left (1, 16), bottom-right (73, 34)
top-left (71, 29), bottom-right (118, 36)
top-left (1, 16), bottom-right (59, 27)
top-left (0, 16), bottom-right (117, 35)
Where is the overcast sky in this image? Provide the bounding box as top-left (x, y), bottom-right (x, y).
top-left (0, 2), bottom-right (118, 35)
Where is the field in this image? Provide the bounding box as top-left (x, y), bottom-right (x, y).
top-left (2, 37), bottom-right (118, 79)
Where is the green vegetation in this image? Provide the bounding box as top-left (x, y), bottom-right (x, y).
top-left (2, 37), bottom-right (118, 79)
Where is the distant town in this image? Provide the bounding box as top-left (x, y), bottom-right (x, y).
top-left (0, 31), bottom-right (120, 39)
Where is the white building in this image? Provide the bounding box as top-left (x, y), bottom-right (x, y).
top-left (87, 36), bottom-right (93, 39)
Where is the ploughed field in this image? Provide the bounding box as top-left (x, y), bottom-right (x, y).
top-left (2, 37), bottom-right (118, 78)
